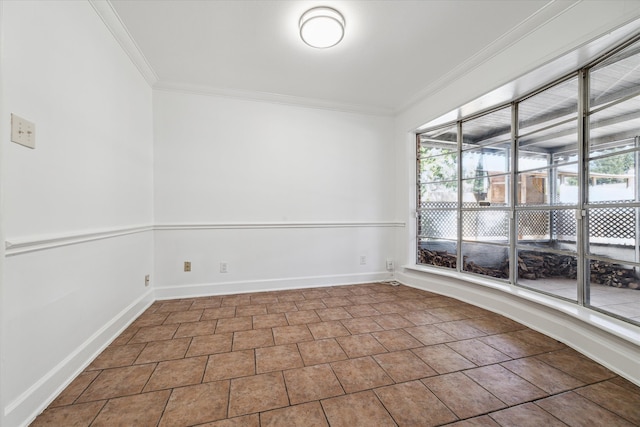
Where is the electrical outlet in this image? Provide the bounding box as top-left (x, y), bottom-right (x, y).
top-left (359, 255), bottom-right (367, 265)
top-left (144, 274), bottom-right (150, 287)
top-left (184, 261), bottom-right (191, 272)
top-left (386, 259), bottom-right (394, 271)
top-left (220, 262), bottom-right (228, 273)
top-left (11, 114), bottom-right (36, 149)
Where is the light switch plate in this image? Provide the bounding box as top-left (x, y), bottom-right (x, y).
top-left (11, 114), bottom-right (36, 149)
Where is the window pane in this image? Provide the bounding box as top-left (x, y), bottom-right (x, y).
top-left (461, 145), bottom-right (510, 178)
top-left (588, 153), bottom-right (637, 203)
top-left (587, 207), bottom-right (638, 263)
top-left (517, 210), bottom-right (577, 252)
top-left (419, 183), bottom-right (458, 203)
top-left (517, 167), bottom-right (579, 206)
top-left (462, 107), bottom-right (511, 147)
top-left (519, 76), bottom-right (579, 135)
top-left (589, 97), bottom-right (640, 145)
top-left (418, 239), bottom-right (457, 269)
top-left (418, 154), bottom-right (458, 183)
top-left (462, 210), bottom-right (509, 242)
top-left (518, 151), bottom-right (548, 172)
top-left (462, 175), bottom-right (510, 205)
top-left (590, 39), bottom-right (640, 110)
top-left (588, 258), bottom-right (640, 319)
top-left (419, 125), bottom-right (457, 157)
top-left (518, 119), bottom-right (577, 151)
top-left (418, 210), bottom-right (457, 239)
top-left (516, 250), bottom-right (577, 301)
top-left (462, 242), bottom-right (509, 278)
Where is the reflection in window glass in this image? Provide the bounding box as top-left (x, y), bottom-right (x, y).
top-left (418, 154), bottom-right (458, 183)
top-left (419, 127), bottom-right (457, 157)
top-left (516, 250), bottom-right (577, 301)
top-left (588, 153), bottom-right (636, 203)
top-left (418, 210), bottom-right (457, 240)
top-left (462, 175), bottom-right (510, 205)
top-left (462, 146), bottom-right (510, 178)
top-left (418, 238), bottom-right (457, 269)
top-left (419, 182), bottom-right (458, 203)
top-left (462, 242), bottom-right (509, 279)
top-left (462, 107), bottom-right (511, 146)
top-left (516, 167), bottom-right (579, 206)
top-left (462, 210), bottom-right (509, 242)
top-left (517, 210), bottom-right (577, 252)
top-left (519, 76), bottom-right (579, 135)
top-left (590, 39), bottom-right (640, 109)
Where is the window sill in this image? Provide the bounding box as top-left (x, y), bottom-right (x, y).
top-left (403, 264), bottom-right (640, 347)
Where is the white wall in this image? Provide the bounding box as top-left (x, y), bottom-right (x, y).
top-left (393, 2), bottom-right (640, 386)
top-left (0, 2), bottom-right (154, 426)
top-left (153, 91), bottom-right (398, 296)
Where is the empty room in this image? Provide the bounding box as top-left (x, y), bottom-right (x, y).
top-left (1, 1), bottom-right (640, 426)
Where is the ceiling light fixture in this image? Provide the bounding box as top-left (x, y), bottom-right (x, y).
top-left (299, 6), bottom-right (345, 49)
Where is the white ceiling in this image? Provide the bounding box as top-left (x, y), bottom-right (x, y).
top-left (109, 0), bottom-right (571, 114)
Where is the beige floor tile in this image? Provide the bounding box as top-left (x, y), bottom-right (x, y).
top-left (144, 356), bottom-right (207, 391)
top-left (321, 391), bottom-right (396, 427)
top-left (405, 325), bottom-right (456, 346)
top-left (489, 402), bottom-right (570, 427)
top-left (131, 313), bottom-right (169, 328)
top-left (256, 344), bottom-right (304, 373)
top-left (186, 333), bottom-right (233, 357)
top-left (464, 364), bottom-right (547, 405)
top-left (198, 414), bottom-right (259, 427)
top-left (128, 324), bottom-right (179, 344)
top-left (446, 339), bottom-right (511, 365)
top-left (228, 372), bottom-right (289, 417)
top-left (159, 381), bottom-right (230, 427)
top-left (163, 309), bottom-right (203, 324)
top-left (374, 350), bottom-right (436, 382)
top-left (501, 357), bottom-right (584, 394)
top-left (575, 380), bottom-right (640, 425)
top-left (267, 302), bottom-right (298, 313)
top-left (285, 309), bottom-right (322, 325)
top-left (283, 364), bottom-right (344, 404)
top-left (272, 324), bottom-right (314, 345)
top-left (252, 313), bottom-right (288, 329)
top-left (340, 317), bottom-right (383, 334)
top-left (31, 401), bottom-right (106, 427)
top-left (336, 333), bottom-right (387, 358)
top-left (174, 320), bottom-right (217, 338)
top-left (298, 338), bottom-right (348, 365)
top-left (49, 371), bottom-right (100, 407)
top-left (402, 310), bottom-right (441, 325)
top-left (295, 299), bottom-right (327, 310)
top-left (232, 328), bottom-right (274, 350)
top-left (221, 295), bottom-right (252, 307)
top-left (308, 321), bottom-right (351, 339)
top-left (322, 296), bottom-right (352, 307)
top-left (435, 320), bottom-right (486, 340)
top-left (203, 349), bottom-right (255, 381)
top-left (371, 313), bottom-right (415, 330)
top-left (372, 329), bottom-right (423, 352)
top-left (536, 348), bottom-right (616, 384)
top-left (422, 371), bottom-right (506, 419)
top-left (446, 415), bottom-right (501, 426)
top-left (344, 304), bottom-right (382, 317)
top-left (536, 391), bottom-right (636, 427)
top-left (77, 364), bottom-right (156, 402)
top-left (374, 381), bottom-right (457, 426)
top-left (134, 338), bottom-right (191, 364)
top-left (261, 401), bottom-right (329, 427)
top-left (316, 307), bottom-right (353, 321)
top-left (331, 356), bottom-right (393, 393)
top-left (215, 316), bottom-right (252, 333)
top-left (91, 390), bottom-right (170, 427)
top-left (235, 304), bottom-right (267, 317)
top-left (202, 307), bottom-right (236, 320)
top-left (412, 344), bottom-right (476, 373)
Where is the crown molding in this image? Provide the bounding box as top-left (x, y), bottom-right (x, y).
top-left (153, 81), bottom-right (395, 117)
top-left (89, 0), bottom-right (158, 86)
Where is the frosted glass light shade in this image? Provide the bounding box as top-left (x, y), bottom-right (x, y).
top-left (299, 7), bottom-right (345, 49)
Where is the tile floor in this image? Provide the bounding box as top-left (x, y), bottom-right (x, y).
top-left (31, 283), bottom-right (640, 426)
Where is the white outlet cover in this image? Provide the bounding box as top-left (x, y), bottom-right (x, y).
top-left (11, 114), bottom-right (36, 149)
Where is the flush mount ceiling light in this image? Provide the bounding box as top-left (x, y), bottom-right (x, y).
top-left (299, 6), bottom-right (345, 49)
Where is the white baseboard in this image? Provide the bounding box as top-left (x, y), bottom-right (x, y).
top-left (154, 272), bottom-right (394, 300)
top-left (396, 269), bottom-right (640, 387)
top-left (8, 289), bottom-right (155, 427)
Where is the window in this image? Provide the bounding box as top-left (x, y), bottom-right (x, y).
top-left (416, 36), bottom-right (640, 325)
